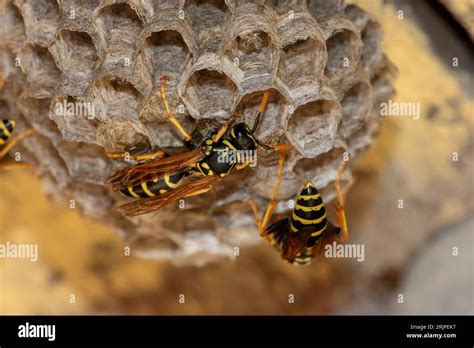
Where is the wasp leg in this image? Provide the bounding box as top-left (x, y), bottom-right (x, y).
top-left (160, 76), bottom-right (192, 143)
top-left (105, 150), bottom-right (166, 162)
top-left (333, 158), bottom-right (355, 243)
top-left (246, 198), bottom-right (263, 232)
top-left (235, 162), bottom-right (249, 170)
top-left (183, 186), bottom-right (214, 198)
top-left (0, 128), bottom-right (36, 161)
top-left (211, 113), bottom-right (238, 143)
top-left (247, 144), bottom-right (291, 236)
top-left (268, 144), bottom-right (292, 152)
top-left (259, 147), bottom-right (289, 236)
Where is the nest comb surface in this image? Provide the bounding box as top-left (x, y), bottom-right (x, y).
top-left (0, 0), bottom-right (396, 265)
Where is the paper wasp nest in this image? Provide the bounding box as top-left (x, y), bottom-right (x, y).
top-left (0, 0), bottom-right (396, 265)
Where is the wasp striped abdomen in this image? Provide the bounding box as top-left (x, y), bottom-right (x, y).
top-left (261, 181), bottom-right (333, 266)
top-left (120, 172), bottom-right (185, 198)
top-left (291, 181), bottom-right (328, 244)
top-left (0, 119), bottom-right (16, 146)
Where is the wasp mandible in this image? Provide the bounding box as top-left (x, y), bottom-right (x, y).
top-left (106, 76), bottom-right (291, 216)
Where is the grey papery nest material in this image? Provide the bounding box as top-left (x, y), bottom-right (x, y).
top-left (0, 0), bottom-right (396, 265)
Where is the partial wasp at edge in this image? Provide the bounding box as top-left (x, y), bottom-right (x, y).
top-left (0, 74), bottom-right (36, 172)
top-left (105, 76), bottom-right (291, 216)
top-left (248, 157), bottom-right (354, 266)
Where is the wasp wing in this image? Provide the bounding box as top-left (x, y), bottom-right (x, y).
top-left (263, 217), bottom-right (314, 261)
top-left (313, 220), bottom-right (341, 255)
top-left (106, 148), bottom-right (206, 191)
top-left (117, 175), bottom-right (221, 216)
top-left (263, 217), bottom-right (290, 243)
top-left (281, 226), bottom-right (315, 261)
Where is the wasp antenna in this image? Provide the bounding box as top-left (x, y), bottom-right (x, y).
top-left (256, 139), bottom-right (272, 150)
top-left (251, 111), bottom-right (262, 133)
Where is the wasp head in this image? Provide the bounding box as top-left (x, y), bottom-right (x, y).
top-left (230, 123), bottom-right (257, 150)
top-left (230, 121), bottom-right (272, 151)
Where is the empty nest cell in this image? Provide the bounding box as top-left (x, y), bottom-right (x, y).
top-left (307, 0), bottom-right (345, 22)
top-left (89, 75), bottom-right (140, 122)
top-left (344, 4), bottom-right (370, 32)
top-left (94, 3), bottom-right (143, 57)
top-left (59, 0), bottom-right (100, 31)
top-left (49, 29), bottom-right (97, 75)
top-left (96, 118), bottom-right (151, 153)
top-left (50, 95), bottom-right (99, 143)
top-left (18, 44), bottom-right (61, 97)
top-left (138, 0), bottom-right (185, 22)
top-left (226, 29), bottom-right (276, 85)
top-left (338, 80), bottom-right (373, 139)
top-left (286, 98), bottom-right (342, 158)
top-left (183, 0), bottom-right (229, 53)
top-left (270, 0), bottom-right (307, 16)
top-left (370, 57), bottom-right (397, 106)
top-left (346, 115), bottom-right (380, 157)
top-left (278, 36), bottom-right (326, 92)
top-left (49, 30), bottom-right (97, 96)
top-left (0, 2), bottom-right (26, 48)
top-left (223, 2), bottom-right (279, 91)
top-left (344, 3), bottom-right (384, 80)
top-left (141, 30), bottom-right (192, 83)
top-left (61, 0), bottom-right (100, 13)
top-left (15, 0), bottom-right (61, 46)
top-left (360, 19), bottom-right (383, 77)
top-left (183, 69), bottom-right (239, 119)
top-left (325, 28), bottom-right (360, 79)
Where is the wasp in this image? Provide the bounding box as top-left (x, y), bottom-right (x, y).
top-left (106, 76), bottom-right (291, 216)
top-left (0, 75), bottom-right (36, 171)
top-left (248, 158), bottom-right (354, 265)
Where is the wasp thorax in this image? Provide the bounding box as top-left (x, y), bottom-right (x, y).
top-left (230, 123), bottom-right (257, 151)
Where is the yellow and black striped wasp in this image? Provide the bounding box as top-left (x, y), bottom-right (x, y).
top-left (248, 158), bottom-right (353, 265)
top-left (0, 74), bottom-right (35, 172)
top-left (106, 76), bottom-right (291, 216)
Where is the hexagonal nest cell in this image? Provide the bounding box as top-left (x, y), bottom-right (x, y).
top-left (141, 30), bottom-right (192, 83)
top-left (183, 69), bottom-right (239, 119)
top-left (15, 0), bottom-right (61, 46)
top-left (286, 98), bottom-right (341, 158)
top-left (89, 76), bottom-right (141, 122)
top-left (18, 43), bottom-right (61, 97)
top-left (0, 0), bottom-right (396, 265)
top-left (94, 3), bottom-right (143, 57)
